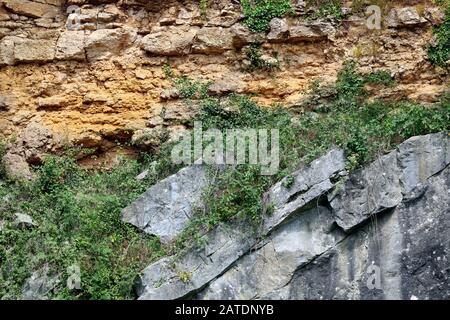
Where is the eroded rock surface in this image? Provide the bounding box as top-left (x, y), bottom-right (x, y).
top-left (133, 133), bottom-right (450, 300)
top-left (122, 165), bottom-right (209, 244)
top-left (134, 149), bottom-right (346, 299)
top-left (0, 0), bottom-right (448, 174)
top-left (329, 132), bottom-right (450, 231)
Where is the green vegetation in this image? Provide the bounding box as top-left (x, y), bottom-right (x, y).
top-left (350, 0), bottom-right (391, 15)
top-left (174, 76), bottom-right (211, 100)
top-left (173, 61), bottom-right (449, 248)
top-left (199, 0), bottom-right (208, 17)
top-left (1, 61), bottom-right (448, 299)
top-left (0, 141), bottom-right (5, 179)
top-left (240, 0), bottom-right (293, 32)
top-left (164, 63), bottom-right (211, 100)
top-left (307, 0), bottom-right (345, 21)
top-left (0, 148), bottom-right (179, 299)
top-left (428, 2), bottom-right (450, 67)
top-left (243, 44), bottom-right (279, 72)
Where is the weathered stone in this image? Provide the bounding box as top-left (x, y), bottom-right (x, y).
top-left (2, 152), bottom-right (33, 180)
top-left (22, 265), bottom-right (59, 300)
top-left (264, 148), bottom-right (346, 231)
top-left (160, 88), bottom-right (180, 100)
top-left (0, 37), bottom-right (15, 66)
top-left (98, 11), bottom-right (117, 23)
top-left (330, 133), bottom-right (450, 232)
top-left (288, 22), bottom-right (335, 42)
top-left (20, 121), bottom-right (53, 150)
top-left (230, 23), bottom-right (265, 48)
top-left (3, 0), bottom-right (60, 19)
top-left (259, 54), bottom-right (278, 66)
top-left (55, 31), bottom-right (86, 61)
top-left (135, 169), bottom-right (149, 181)
top-left (424, 7), bottom-right (445, 25)
top-left (0, 7), bottom-right (10, 21)
top-left (386, 7), bottom-right (427, 28)
top-left (396, 7), bottom-right (426, 25)
top-left (207, 77), bottom-right (240, 96)
top-left (136, 149), bottom-right (346, 300)
top-left (85, 28), bottom-right (136, 61)
top-left (287, 165), bottom-right (450, 300)
top-left (288, 25), bottom-right (324, 42)
top-left (141, 27), bottom-right (198, 56)
top-left (14, 212), bottom-right (37, 227)
top-left (198, 206), bottom-right (345, 299)
top-left (122, 165), bottom-right (209, 243)
top-left (14, 39), bottom-right (56, 63)
top-left (397, 133), bottom-right (450, 194)
top-left (37, 96), bottom-right (70, 110)
top-left (267, 18), bottom-right (289, 42)
top-left (192, 27), bottom-right (234, 54)
top-left (329, 151), bottom-right (403, 232)
top-left (136, 219), bottom-right (256, 300)
top-left (208, 9), bottom-right (241, 28)
top-left (0, 95), bottom-right (13, 111)
top-left (292, 0), bottom-right (307, 15)
top-left (82, 92), bottom-right (111, 104)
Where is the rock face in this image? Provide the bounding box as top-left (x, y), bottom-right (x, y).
top-left (121, 165), bottom-right (210, 244)
top-left (288, 165), bottom-right (450, 300)
top-left (56, 31), bottom-right (86, 61)
top-left (134, 149), bottom-right (347, 299)
top-left (3, 0), bottom-right (61, 19)
top-left (386, 7), bottom-right (427, 28)
top-left (21, 265), bottom-right (59, 300)
top-left (141, 27), bottom-right (199, 56)
top-left (192, 27), bottom-right (234, 54)
top-left (133, 133), bottom-right (450, 300)
top-left (0, 0), bottom-right (447, 174)
top-left (329, 132), bottom-right (450, 231)
top-left (85, 28), bottom-right (136, 61)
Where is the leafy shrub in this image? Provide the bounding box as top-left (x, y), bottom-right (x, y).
top-left (428, 4), bottom-right (450, 67)
top-left (175, 61), bottom-right (449, 248)
top-left (174, 76), bottom-right (211, 100)
top-left (199, 0), bottom-right (208, 17)
top-left (307, 0), bottom-right (345, 20)
top-left (241, 0), bottom-right (293, 32)
top-left (243, 44), bottom-right (279, 72)
top-left (0, 149), bottom-right (178, 299)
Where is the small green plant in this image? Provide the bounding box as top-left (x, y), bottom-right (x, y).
top-left (178, 270), bottom-right (192, 283)
top-left (240, 0), bottom-right (293, 32)
top-left (163, 63), bottom-right (174, 79)
top-left (163, 64), bottom-right (211, 100)
top-left (243, 44), bottom-right (279, 72)
top-left (174, 76), bottom-right (211, 100)
top-left (350, 0), bottom-right (391, 15)
top-left (0, 141), bottom-right (6, 179)
top-left (428, 3), bottom-right (450, 67)
top-left (282, 175), bottom-right (295, 188)
top-left (199, 0), bottom-right (208, 17)
top-left (307, 0), bottom-right (345, 21)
